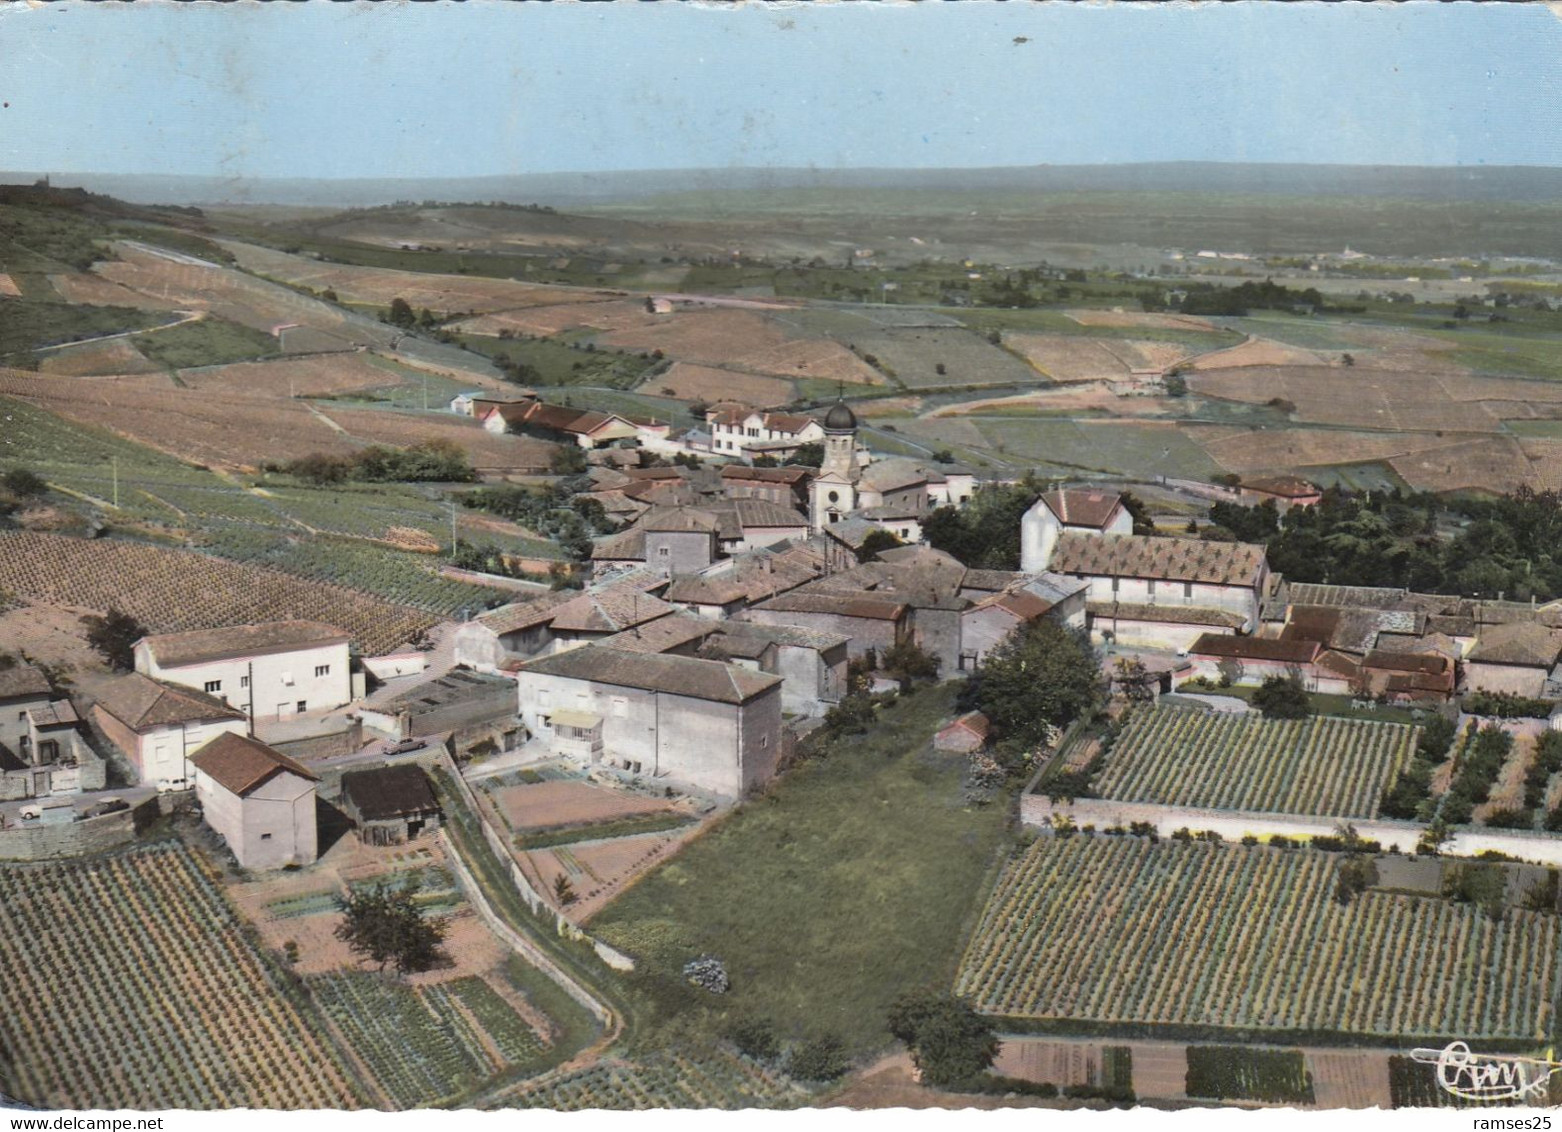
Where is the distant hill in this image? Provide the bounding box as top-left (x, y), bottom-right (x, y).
top-left (7, 163), bottom-right (1562, 208)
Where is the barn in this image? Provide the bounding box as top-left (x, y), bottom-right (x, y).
top-left (339, 764), bottom-right (442, 846)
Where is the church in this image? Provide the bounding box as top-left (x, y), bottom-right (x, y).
top-left (807, 399), bottom-right (869, 531)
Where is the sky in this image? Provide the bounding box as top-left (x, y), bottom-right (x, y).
top-left (3, 1), bottom-right (1561, 180)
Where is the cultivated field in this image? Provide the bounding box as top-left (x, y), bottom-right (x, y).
top-left (496, 1049), bottom-right (802, 1110)
top-left (1189, 366), bottom-right (1506, 433)
top-left (1187, 336), bottom-right (1334, 370)
top-left (1066, 309), bottom-right (1217, 332)
top-left (0, 530), bottom-right (435, 657)
top-left (600, 309), bottom-right (883, 385)
top-left (221, 239), bottom-right (607, 314)
top-left (638, 361), bottom-right (796, 408)
top-left (450, 299), bottom-right (661, 337)
top-left (956, 837), bottom-right (1560, 1040)
top-left (0, 842), bottom-right (360, 1110)
top-left (1091, 708), bottom-right (1420, 819)
top-left (179, 353), bottom-right (408, 399)
top-left (316, 407), bottom-right (556, 473)
top-left (46, 270), bottom-right (186, 311)
top-left (974, 418), bottom-right (1223, 479)
top-left (1002, 333), bottom-right (1198, 383)
top-left (485, 778), bottom-right (681, 833)
top-left (37, 337), bottom-right (160, 376)
top-left (849, 328), bottom-right (1044, 388)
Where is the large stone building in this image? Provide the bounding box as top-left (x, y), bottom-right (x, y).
top-left (808, 400), bottom-right (868, 531)
top-left (134, 621), bottom-right (354, 724)
top-left (707, 406), bottom-right (825, 461)
top-left (91, 671), bottom-right (248, 786)
top-left (190, 733), bottom-right (318, 870)
top-left (515, 644), bottom-right (784, 798)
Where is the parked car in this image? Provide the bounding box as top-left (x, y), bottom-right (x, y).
top-left (18, 804), bottom-right (42, 822)
top-left (157, 777), bottom-right (193, 794)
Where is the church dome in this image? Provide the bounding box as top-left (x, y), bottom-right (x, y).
top-left (823, 399), bottom-right (857, 432)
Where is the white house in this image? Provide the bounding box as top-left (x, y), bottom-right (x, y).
top-left (1020, 488), bottom-right (1134, 574)
top-left (91, 671), bottom-right (248, 787)
top-left (515, 644), bottom-right (784, 798)
top-left (190, 732), bottom-right (318, 870)
top-left (134, 621), bottom-right (353, 723)
top-left (707, 406), bottom-right (825, 461)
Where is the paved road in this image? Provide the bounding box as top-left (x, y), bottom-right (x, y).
top-left (0, 784), bottom-right (158, 831)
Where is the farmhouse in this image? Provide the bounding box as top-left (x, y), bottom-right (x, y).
top-left (695, 621), bottom-right (849, 717)
top-left (1049, 532), bottom-right (1270, 642)
top-left (190, 733), bottom-right (318, 870)
top-left (1020, 488), bottom-right (1134, 574)
top-left (454, 583), bottom-right (677, 669)
top-left (339, 765), bottom-right (441, 846)
top-left (1240, 475), bottom-right (1323, 510)
top-left (358, 669), bottom-right (521, 751)
top-left (719, 464), bottom-right (813, 510)
top-left (1185, 634), bottom-right (1326, 689)
top-left (91, 671), bottom-right (248, 787)
top-left (742, 590), bottom-right (908, 661)
top-left (514, 644), bottom-right (784, 798)
top-left (483, 400), bottom-right (642, 449)
top-left (1463, 621), bottom-right (1562, 699)
top-left (0, 666), bottom-right (102, 800)
top-left (133, 621), bottom-right (354, 724)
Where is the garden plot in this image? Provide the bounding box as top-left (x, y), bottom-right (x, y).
top-left (600, 309), bottom-right (883, 385)
top-left (1000, 332), bottom-right (1191, 383)
top-left (1386, 435), bottom-right (1538, 494)
top-left (851, 328), bottom-right (1043, 388)
top-left (46, 270), bottom-right (187, 310)
top-left (638, 362), bottom-right (795, 408)
top-left (527, 825), bottom-right (705, 924)
top-left (957, 836), bottom-right (1562, 1039)
top-left (482, 776), bottom-right (683, 834)
top-left (1189, 425), bottom-right (1453, 474)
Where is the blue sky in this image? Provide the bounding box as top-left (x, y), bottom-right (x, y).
top-left (2, 1), bottom-right (1560, 178)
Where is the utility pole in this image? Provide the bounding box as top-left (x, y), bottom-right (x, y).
top-left (422, 372), bottom-right (429, 412)
top-left (111, 457), bottom-right (118, 509)
top-left (450, 500), bottom-right (458, 558)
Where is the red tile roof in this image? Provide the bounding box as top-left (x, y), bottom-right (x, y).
top-left (1052, 533), bottom-right (1266, 587)
top-left (1189, 635), bottom-right (1320, 664)
top-left (139, 621), bottom-right (348, 668)
top-left (1039, 489), bottom-right (1123, 529)
top-left (191, 732), bottom-right (317, 797)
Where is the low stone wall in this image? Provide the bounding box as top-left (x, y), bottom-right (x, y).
top-left (1021, 793), bottom-right (1562, 866)
top-left (269, 721), bottom-right (364, 763)
top-left (0, 803), bottom-right (152, 861)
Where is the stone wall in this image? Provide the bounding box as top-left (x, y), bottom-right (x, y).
top-left (0, 803), bottom-right (151, 861)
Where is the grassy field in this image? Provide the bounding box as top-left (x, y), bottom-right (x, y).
top-left (134, 317), bottom-right (279, 370)
top-left (975, 418), bottom-right (1222, 479)
top-left (591, 683), bottom-right (1011, 1055)
top-left (0, 299), bottom-right (170, 363)
top-left (451, 331), bottom-right (661, 390)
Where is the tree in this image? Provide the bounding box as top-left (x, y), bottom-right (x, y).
top-left (1112, 657), bottom-right (1156, 705)
top-left (1252, 674), bottom-right (1312, 719)
top-left (881, 639), bottom-right (940, 692)
top-left (787, 1035), bottom-right (849, 1082)
top-left (80, 607), bottom-right (147, 671)
top-left (791, 442), bottom-right (824, 469)
top-left (1118, 491), bottom-right (1156, 537)
top-left (2, 468), bottom-right (48, 498)
top-left (727, 1016), bottom-right (781, 1063)
top-left (1215, 657), bottom-right (1244, 688)
top-left (335, 879), bottom-right (450, 975)
top-left (1443, 862), bottom-right (1507, 921)
top-left (1163, 371), bottom-right (1188, 397)
top-left (549, 445), bottom-right (589, 476)
top-left (387, 297), bottom-right (416, 328)
top-left (855, 527), bottom-right (905, 563)
top-left (962, 620), bottom-right (1101, 757)
top-left (553, 874), bottom-right (578, 906)
top-left (887, 991), bottom-right (999, 1089)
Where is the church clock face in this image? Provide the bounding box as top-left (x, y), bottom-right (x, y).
top-left (828, 490), bottom-right (840, 504)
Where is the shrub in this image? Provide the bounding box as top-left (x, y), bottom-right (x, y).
top-left (727, 1016), bottom-right (780, 1063)
top-left (787, 1035), bottom-right (849, 1082)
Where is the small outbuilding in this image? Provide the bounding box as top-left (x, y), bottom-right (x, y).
top-left (339, 765), bottom-right (442, 846)
top-left (190, 733), bottom-right (318, 870)
top-left (934, 711), bottom-right (991, 754)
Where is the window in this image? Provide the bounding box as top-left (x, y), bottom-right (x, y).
top-left (611, 696), bottom-right (627, 718)
top-left (1184, 582), bottom-right (1194, 598)
top-left (759, 734), bottom-right (769, 749)
top-left (959, 650), bottom-right (978, 672)
top-left (204, 680), bottom-right (222, 694)
top-left (296, 700), bottom-right (307, 714)
top-left (281, 672), bottom-right (294, 686)
top-left (16, 710), bottom-right (24, 722)
top-left (657, 546), bottom-right (670, 558)
top-left (239, 675), bottom-right (250, 689)
top-left (1110, 577), bottom-right (1119, 594)
top-left (1147, 579), bottom-right (1157, 597)
top-left (314, 664), bottom-right (330, 678)
top-left (260, 833), bottom-right (273, 841)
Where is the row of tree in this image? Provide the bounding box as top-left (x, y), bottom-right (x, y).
top-left (277, 439), bottom-right (477, 486)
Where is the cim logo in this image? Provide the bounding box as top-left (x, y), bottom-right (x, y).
top-left (1410, 1042), bottom-right (1562, 1104)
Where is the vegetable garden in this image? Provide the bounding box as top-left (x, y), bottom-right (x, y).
top-left (1091, 707), bottom-right (1419, 819)
top-left (1184, 1045), bottom-right (1315, 1104)
top-left (0, 842), bottom-right (359, 1110)
top-left (307, 971), bottom-right (547, 1108)
top-left (497, 1048), bottom-right (803, 1110)
top-left (956, 837), bottom-right (1560, 1040)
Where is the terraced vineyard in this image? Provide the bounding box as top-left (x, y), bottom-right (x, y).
top-left (309, 971), bottom-right (547, 1108)
top-left (0, 842), bottom-right (359, 1109)
top-left (1092, 707), bottom-right (1419, 819)
top-left (0, 529), bottom-right (434, 656)
top-left (956, 837), bottom-right (1560, 1040)
top-left (497, 1049), bottom-right (803, 1110)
